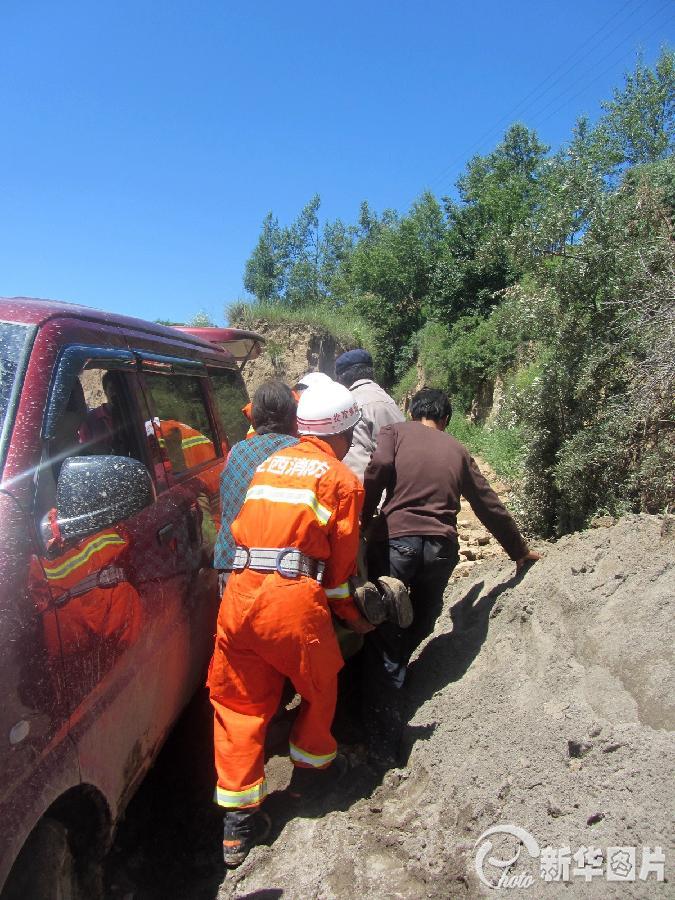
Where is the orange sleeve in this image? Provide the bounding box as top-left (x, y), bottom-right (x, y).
top-left (322, 471), bottom-right (364, 623)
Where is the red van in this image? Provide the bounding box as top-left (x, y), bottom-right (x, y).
top-left (0, 297), bottom-right (260, 898)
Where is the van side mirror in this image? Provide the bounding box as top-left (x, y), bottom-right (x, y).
top-left (42, 456), bottom-right (155, 545)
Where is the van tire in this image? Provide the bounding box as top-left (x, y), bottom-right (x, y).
top-left (2, 818), bottom-right (89, 900)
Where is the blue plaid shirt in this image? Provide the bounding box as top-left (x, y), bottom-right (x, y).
top-left (214, 432), bottom-right (299, 570)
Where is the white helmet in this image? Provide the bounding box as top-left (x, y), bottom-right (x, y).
top-left (297, 382), bottom-right (361, 436)
top-left (295, 371), bottom-right (333, 391)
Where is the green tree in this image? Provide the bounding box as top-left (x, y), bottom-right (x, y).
top-left (284, 194), bottom-right (321, 307)
top-left (509, 116), bottom-right (608, 267)
top-left (243, 212), bottom-right (287, 302)
top-left (347, 192), bottom-right (447, 383)
top-left (189, 310), bottom-right (216, 327)
top-left (599, 47), bottom-right (674, 167)
top-left (436, 124), bottom-right (550, 321)
top-left (244, 196), bottom-right (359, 309)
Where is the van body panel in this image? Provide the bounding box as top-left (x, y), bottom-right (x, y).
top-left (0, 298), bottom-right (242, 892)
top-left (0, 490), bottom-right (80, 890)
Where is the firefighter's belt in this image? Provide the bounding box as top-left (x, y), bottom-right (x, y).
top-left (54, 565), bottom-right (126, 607)
top-left (232, 546), bottom-right (325, 583)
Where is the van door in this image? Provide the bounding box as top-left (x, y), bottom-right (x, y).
top-left (136, 354), bottom-right (225, 673)
top-left (35, 346), bottom-right (199, 814)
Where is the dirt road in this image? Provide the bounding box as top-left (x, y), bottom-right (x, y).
top-left (107, 513), bottom-right (674, 899)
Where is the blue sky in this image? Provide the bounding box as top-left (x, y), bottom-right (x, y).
top-left (0, 1), bottom-right (672, 324)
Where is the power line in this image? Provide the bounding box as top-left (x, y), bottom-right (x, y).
top-left (424, 0), bottom-right (672, 198)
top-left (482, 0), bottom-right (645, 126)
top-left (494, 2), bottom-right (673, 133)
top-left (425, 0), bottom-right (648, 190)
top-left (528, 13), bottom-right (675, 132)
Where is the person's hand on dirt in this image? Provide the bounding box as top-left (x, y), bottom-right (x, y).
top-left (516, 550), bottom-right (542, 572)
top-left (347, 613), bottom-right (376, 634)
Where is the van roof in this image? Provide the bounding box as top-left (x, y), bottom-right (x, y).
top-left (0, 296), bottom-right (233, 357)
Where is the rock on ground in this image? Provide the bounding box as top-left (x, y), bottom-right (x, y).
top-left (221, 514), bottom-right (674, 899)
top-left (452, 455), bottom-right (513, 579)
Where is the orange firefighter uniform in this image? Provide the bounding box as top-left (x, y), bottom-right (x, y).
top-left (208, 434), bottom-right (363, 809)
top-left (156, 418), bottom-right (216, 471)
top-left (241, 401), bottom-right (256, 439)
top-left (36, 526), bottom-right (142, 662)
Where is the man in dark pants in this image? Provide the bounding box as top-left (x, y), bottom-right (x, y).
top-left (361, 388), bottom-right (540, 766)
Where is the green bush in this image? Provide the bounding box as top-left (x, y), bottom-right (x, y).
top-left (514, 160), bottom-right (675, 535)
top-left (391, 364), bottom-right (419, 404)
top-left (415, 311), bottom-right (522, 413)
top-left (448, 415), bottom-right (525, 485)
top-left (494, 359), bottom-right (543, 429)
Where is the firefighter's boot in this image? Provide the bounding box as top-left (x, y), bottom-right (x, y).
top-left (222, 809), bottom-right (271, 868)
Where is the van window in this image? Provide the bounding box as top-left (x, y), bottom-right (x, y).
top-left (143, 372), bottom-right (218, 474)
top-left (208, 368), bottom-right (249, 446)
top-left (78, 367), bottom-right (142, 460)
top-left (36, 366), bottom-right (145, 517)
top-left (0, 322), bottom-right (32, 435)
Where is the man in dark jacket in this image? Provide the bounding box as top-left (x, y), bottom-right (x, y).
top-left (361, 388), bottom-right (540, 765)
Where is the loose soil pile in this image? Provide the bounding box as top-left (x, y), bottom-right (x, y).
top-left (107, 513), bottom-right (674, 899)
top-left (221, 514), bottom-right (674, 899)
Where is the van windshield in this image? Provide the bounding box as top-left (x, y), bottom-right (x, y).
top-left (0, 322), bottom-right (32, 435)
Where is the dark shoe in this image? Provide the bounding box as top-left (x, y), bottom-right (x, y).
top-left (352, 578), bottom-right (385, 623)
top-left (376, 576), bottom-right (414, 628)
top-left (352, 576), bottom-right (413, 628)
top-left (222, 809), bottom-right (271, 868)
top-left (287, 752), bottom-right (349, 801)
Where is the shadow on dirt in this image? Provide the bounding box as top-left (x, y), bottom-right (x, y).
top-left (400, 571), bottom-right (522, 763)
top-left (105, 692), bottom-right (382, 900)
top-left (105, 689), bottom-right (225, 900)
top-left (105, 700), bottom-right (386, 899)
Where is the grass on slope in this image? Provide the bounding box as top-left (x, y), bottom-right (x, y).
top-left (448, 415), bottom-right (525, 486)
top-left (228, 300), bottom-right (374, 351)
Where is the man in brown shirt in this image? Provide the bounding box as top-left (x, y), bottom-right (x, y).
top-left (361, 388), bottom-right (539, 766)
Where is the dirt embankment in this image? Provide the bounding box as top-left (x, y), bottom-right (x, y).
top-left (235, 319), bottom-right (353, 397)
top-left (223, 514), bottom-right (674, 899)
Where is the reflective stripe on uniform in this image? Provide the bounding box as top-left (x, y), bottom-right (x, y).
top-left (157, 435), bottom-right (211, 448)
top-left (289, 742), bottom-right (336, 768)
top-left (244, 484), bottom-right (333, 526)
top-left (181, 435), bottom-right (213, 450)
top-left (214, 779), bottom-right (267, 808)
top-left (325, 582), bottom-right (350, 599)
top-left (42, 533), bottom-right (127, 580)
